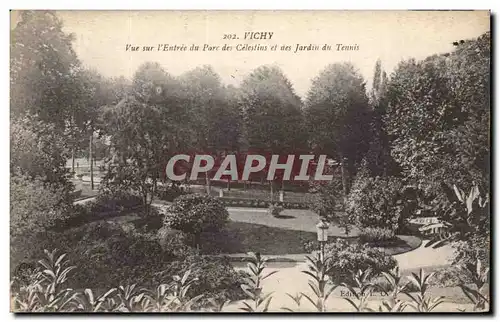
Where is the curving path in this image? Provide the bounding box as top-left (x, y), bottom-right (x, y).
top-left (393, 239), bottom-right (454, 270)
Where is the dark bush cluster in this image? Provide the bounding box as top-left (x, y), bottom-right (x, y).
top-left (56, 192), bottom-right (143, 229)
top-left (164, 194), bottom-right (229, 241)
top-left (152, 255), bottom-right (247, 305)
top-left (358, 227), bottom-right (396, 244)
top-left (324, 238), bottom-right (397, 284)
top-left (345, 176), bottom-right (405, 233)
top-left (156, 226), bottom-right (196, 257)
top-left (26, 220), bottom-right (244, 305)
top-left (90, 191), bottom-right (143, 213)
top-left (157, 184), bottom-right (187, 201)
top-left (267, 203), bottom-right (284, 217)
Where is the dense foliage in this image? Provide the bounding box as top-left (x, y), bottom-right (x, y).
top-left (239, 65), bottom-right (305, 155)
top-left (304, 63), bottom-right (371, 195)
top-left (345, 175), bottom-right (405, 233)
top-left (10, 175), bottom-right (73, 269)
top-left (10, 11), bottom-right (80, 128)
top-left (9, 10), bottom-right (491, 312)
top-left (164, 194), bottom-right (229, 246)
top-left (358, 227), bottom-right (396, 244)
top-left (324, 239), bottom-right (397, 285)
top-left (267, 203), bottom-right (284, 217)
top-left (385, 33), bottom-right (490, 204)
top-left (384, 33), bottom-right (490, 263)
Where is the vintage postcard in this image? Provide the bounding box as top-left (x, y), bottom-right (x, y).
top-left (10, 10), bottom-right (491, 313)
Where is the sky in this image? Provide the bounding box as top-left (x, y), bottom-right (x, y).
top-left (15, 10), bottom-right (490, 98)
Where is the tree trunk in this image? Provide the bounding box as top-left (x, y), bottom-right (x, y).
top-left (227, 178), bottom-right (231, 191)
top-left (194, 233), bottom-right (201, 250)
top-left (270, 181), bottom-right (274, 202)
top-left (340, 154), bottom-right (349, 202)
top-left (205, 171), bottom-right (211, 195)
top-left (143, 196), bottom-right (149, 216)
top-left (71, 147), bottom-right (75, 175)
top-left (89, 134), bottom-right (94, 190)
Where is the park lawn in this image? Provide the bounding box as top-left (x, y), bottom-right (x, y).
top-left (199, 208), bottom-right (357, 255)
top-left (79, 205), bottom-right (421, 257)
top-left (200, 208), bottom-right (420, 256)
top-left (227, 209), bottom-right (359, 236)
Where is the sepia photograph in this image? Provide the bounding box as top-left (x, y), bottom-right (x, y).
top-left (9, 10), bottom-right (491, 313)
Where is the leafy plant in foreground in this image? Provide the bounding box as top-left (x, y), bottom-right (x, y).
top-left (281, 293), bottom-right (303, 312)
top-left (299, 252), bottom-right (338, 312)
top-left (458, 259), bottom-right (489, 311)
top-left (341, 269), bottom-right (376, 312)
top-left (74, 288), bottom-right (117, 312)
top-left (240, 252), bottom-right (277, 312)
top-left (402, 268), bottom-right (446, 312)
top-left (12, 249), bottom-right (78, 312)
top-left (426, 184), bottom-right (489, 249)
top-left (377, 266), bottom-right (407, 312)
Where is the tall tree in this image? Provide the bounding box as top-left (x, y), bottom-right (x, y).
top-left (11, 115), bottom-right (73, 193)
top-left (304, 63), bottom-right (371, 197)
top-left (384, 32), bottom-right (490, 263)
top-left (364, 60), bottom-right (397, 177)
top-left (102, 62), bottom-right (189, 214)
top-left (10, 11), bottom-right (81, 130)
top-left (239, 65), bottom-right (305, 193)
top-left (385, 32), bottom-right (490, 197)
top-left (240, 65), bottom-right (305, 153)
top-left (179, 66), bottom-right (242, 191)
top-left (180, 65), bottom-right (240, 152)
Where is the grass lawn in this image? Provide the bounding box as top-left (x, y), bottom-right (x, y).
top-left (79, 204), bottom-right (421, 257)
top-left (199, 208), bottom-right (420, 256)
top-left (227, 209), bottom-right (357, 236)
top-left (200, 208), bottom-right (356, 255)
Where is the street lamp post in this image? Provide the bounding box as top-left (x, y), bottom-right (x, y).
top-left (316, 220), bottom-right (330, 262)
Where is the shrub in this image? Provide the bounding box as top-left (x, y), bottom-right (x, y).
top-left (91, 191), bottom-right (143, 213)
top-left (37, 222), bottom-right (177, 290)
top-left (345, 176), bottom-right (404, 233)
top-left (71, 234), bottom-right (174, 289)
top-left (324, 238), bottom-right (397, 284)
top-left (131, 206), bottom-right (164, 233)
top-left (152, 255), bottom-right (246, 305)
top-left (358, 227), bottom-right (396, 244)
top-left (11, 249), bottom-right (243, 312)
top-left (267, 203), bottom-right (284, 217)
top-left (10, 174), bottom-right (73, 269)
top-left (157, 184), bottom-right (186, 202)
top-left (164, 194), bottom-right (229, 247)
top-left (156, 226), bottom-right (196, 257)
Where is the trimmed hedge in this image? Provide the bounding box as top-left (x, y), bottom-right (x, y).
top-left (218, 197), bottom-right (310, 209)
